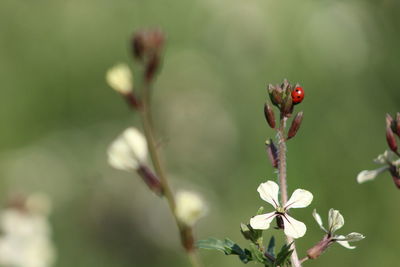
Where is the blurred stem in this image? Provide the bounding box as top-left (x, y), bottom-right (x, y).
top-left (140, 81), bottom-right (202, 267)
top-left (277, 116), bottom-right (301, 267)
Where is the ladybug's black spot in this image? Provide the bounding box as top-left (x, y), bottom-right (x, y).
top-left (297, 96), bottom-right (301, 99)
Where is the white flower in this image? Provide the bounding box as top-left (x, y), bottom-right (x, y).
top-left (106, 63), bottom-right (133, 94)
top-left (357, 150), bottom-right (400, 184)
top-left (108, 127), bottom-right (148, 171)
top-left (175, 191), bottom-right (207, 226)
top-left (0, 195), bottom-right (55, 267)
top-left (249, 180), bottom-right (313, 239)
top-left (312, 209), bottom-right (365, 249)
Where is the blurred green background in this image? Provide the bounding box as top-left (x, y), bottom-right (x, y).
top-left (1, 0), bottom-right (399, 266)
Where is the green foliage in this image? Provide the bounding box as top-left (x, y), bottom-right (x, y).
top-left (274, 243), bottom-right (293, 267)
top-left (196, 236), bottom-right (293, 266)
top-left (196, 238), bottom-right (251, 263)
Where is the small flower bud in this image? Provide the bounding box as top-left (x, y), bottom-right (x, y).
top-left (131, 29), bottom-right (164, 61)
top-left (307, 236), bottom-right (333, 260)
top-left (268, 84), bottom-right (283, 107)
top-left (386, 124), bottom-right (398, 153)
top-left (264, 103), bottom-right (276, 128)
top-left (175, 191), bottom-right (207, 227)
top-left (106, 63), bottom-right (133, 95)
top-left (386, 113), bottom-right (394, 128)
top-left (265, 139), bottom-right (278, 168)
top-left (396, 112), bottom-right (400, 137)
top-left (287, 111), bottom-right (304, 140)
top-left (136, 165), bottom-right (163, 195)
top-left (282, 93), bottom-right (293, 117)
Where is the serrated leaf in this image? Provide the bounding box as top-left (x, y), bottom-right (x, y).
top-left (196, 238), bottom-right (252, 264)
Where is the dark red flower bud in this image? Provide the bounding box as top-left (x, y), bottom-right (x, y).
top-left (264, 103), bottom-right (276, 129)
top-left (131, 29), bottom-right (165, 61)
top-left (265, 139), bottom-right (278, 168)
top-left (386, 124), bottom-right (398, 153)
top-left (396, 112), bottom-right (400, 137)
top-left (287, 111), bottom-right (304, 140)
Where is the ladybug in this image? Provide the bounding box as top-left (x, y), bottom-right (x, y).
top-left (291, 86), bottom-right (304, 104)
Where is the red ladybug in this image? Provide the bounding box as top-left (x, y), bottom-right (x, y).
top-left (291, 86), bottom-right (304, 104)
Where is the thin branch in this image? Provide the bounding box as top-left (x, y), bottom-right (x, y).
top-left (277, 116), bottom-right (301, 267)
top-left (140, 81), bottom-right (202, 267)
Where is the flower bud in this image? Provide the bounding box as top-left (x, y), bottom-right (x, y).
top-left (175, 191), bottom-right (207, 227)
top-left (386, 124), bottom-right (398, 153)
top-left (265, 139), bottom-right (278, 168)
top-left (131, 29), bottom-right (164, 61)
top-left (106, 63), bottom-right (133, 95)
top-left (281, 93), bottom-right (293, 117)
top-left (307, 236), bottom-right (333, 260)
top-left (287, 111), bottom-right (304, 140)
top-left (264, 103), bottom-right (276, 129)
top-left (396, 112), bottom-right (400, 137)
top-left (136, 165), bottom-right (163, 195)
top-left (268, 84), bottom-right (283, 107)
top-left (386, 113), bottom-right (394, 128)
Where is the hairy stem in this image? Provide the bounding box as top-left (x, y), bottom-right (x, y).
top-left (277, 116), bottom-right (301, 267)
top-left (140, 82), bottom-right (202, 267)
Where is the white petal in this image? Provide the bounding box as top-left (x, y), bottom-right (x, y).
top-left (106, 63), bottom-right (133, 94)
top-left (107, 127), bottom-right (148, 171)
top-left (282, 214), bottom-right (307, 239)
top-left (373, 150), bottom-right (395, 164)
top-left (249, 212), bottom-right (277, 230)
top-left (336, 232), bottom-right (365, 242)
top-left (257, 181), bottom-right (280, 209)
top-left (312, 209), bottom-right (327, 233)
top-left (336, 240), bottom-right (356, 249)
top-left (356, 167), bottom-right (387, 184)
top-left (285, 189), bottom-right (313, 209)
top-left (328, 209), bottom-right (344, 233)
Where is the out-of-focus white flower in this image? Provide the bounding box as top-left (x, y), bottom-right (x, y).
top-left (106, 63), bottom-right (133, 94)
top-left (108, 127), bottom-right (148, 171)
top-left (357, 150), bottom-right (400, 184)
top-left (0, 194), bottom-right (55, 267)
top-left (249, 180), bottom-right (313, 239)
top-left (175, 191), bottom-right (207, 226)
top-left (356, 167), bottom-right (388, 184)
top-left (312, 209), bottom-right (365, 249)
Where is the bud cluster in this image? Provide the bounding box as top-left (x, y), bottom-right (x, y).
top-left (264, 80), bottom-right (304, 167)
top-left (131, 29), bottom-right (165, 82)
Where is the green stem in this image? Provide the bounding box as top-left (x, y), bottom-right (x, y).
top-left (277, 116), bottom-right (301, 267)
top-left (140, 82), bottom-right (202, 267)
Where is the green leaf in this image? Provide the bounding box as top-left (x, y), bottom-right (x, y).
top-left (196, 238), bottom-right (252, 264)
top-left (249, 243), bottom-right (267, 264)
top-left (240, 223), bottom-right (263, 245)
top-left (267, 236), bottom-right (275, 256)
top-left (274, 243), bottom-right (293, 266)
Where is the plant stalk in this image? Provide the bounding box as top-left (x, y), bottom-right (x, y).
top-left (277, 116), bottom-right (301, 267)
top-left (140, 82), bottom-right (202, 267)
